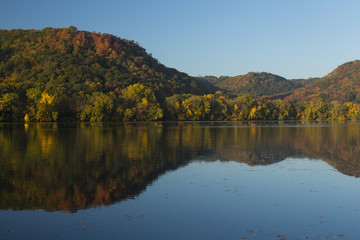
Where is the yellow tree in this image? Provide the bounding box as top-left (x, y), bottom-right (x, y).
top-left (36, 92), bottom-right (58, 122)
top-left (117, 84), bottom-right (163, 121)
top-left (345, 102), bottom-right (360, 120)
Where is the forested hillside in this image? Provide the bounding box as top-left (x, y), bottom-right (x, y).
top-left (202, 72), bottom-right (303, 97)
top-left (1, 27), bottom-right (360, 122)
top-left (0, 27), bottom-right (212, 121)
top-left (285, 60), bottom-right (360, 102)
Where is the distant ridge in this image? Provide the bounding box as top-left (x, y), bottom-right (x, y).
top-left (285, 60), bottom-right (360, 102)
top-left (200, 72), bottom-right (305, 97)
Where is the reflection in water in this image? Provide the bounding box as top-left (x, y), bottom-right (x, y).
top-left (0, 122), bottom-right (360, 212)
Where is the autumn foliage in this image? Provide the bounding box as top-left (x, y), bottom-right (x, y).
top-left (0, 27), bottom-right (211, 122)
top-left (1, 27), bottom-right (360, 121)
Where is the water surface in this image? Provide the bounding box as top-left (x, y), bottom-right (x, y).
top-left (0, 122), bottom-right (359, 239)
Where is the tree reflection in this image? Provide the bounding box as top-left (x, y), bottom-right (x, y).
top-left (0, 122), bottom-right (360, 211)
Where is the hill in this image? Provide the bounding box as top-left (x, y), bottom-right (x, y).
top-left (0, 27), bottom-right (212, 121)
top-left (201, 72), bottom-right (305, 97)
top-left (1, 27), bottom-right (360, 122)
top-left (285, 60), bottom-right (360, 102)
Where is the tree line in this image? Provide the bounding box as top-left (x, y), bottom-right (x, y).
top-left (1, 83), bottom-right (360, 122)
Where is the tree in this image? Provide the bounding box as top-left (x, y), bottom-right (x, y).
top-left (345, 102), bottom-right (360, 120)
top-left (328, 101), bottom-right (347, 120)
top-left (164, 94), bottom-right (185, 120)
top-left (229, 95), bottom-right (253, 120)
top-left (0, 93), bottom-right (20, 121)
top-left (272, 100), bottom-right (296, 120)
top-left (36, 92), bottom-right (58, 121)
top-left (117, 84), bottom-right (163, 121)
top-left (301, 98), bottom-right (330, 120)
top-left (181, 95), bottom-right (210, 121)
top-left (80, 92), bottom-right (114, 122)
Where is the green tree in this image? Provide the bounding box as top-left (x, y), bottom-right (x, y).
top-left (229, 95), bottom-right (256, 120)
top-left (80, 92), bottom-right (114, 122)
top-left (204, 94), bottom-right (229, 120)
top-left (301, 98), bottom-right (330, 120)
top-left (164, 94), bottom-right (186, 120)
top-left (0, 93), bottom-right (20, 121)
top-left (271, 100), bottom-right (296, 120)
top-left (25, 88), bottom-right (42, 121)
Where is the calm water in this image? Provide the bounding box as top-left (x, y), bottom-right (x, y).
top-left (1, 122), bottom-right (360, 239)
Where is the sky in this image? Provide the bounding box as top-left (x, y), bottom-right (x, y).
top-left (1, 0), bottom-right (360, 79)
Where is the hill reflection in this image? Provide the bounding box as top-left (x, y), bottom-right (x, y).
top-left (0, 122), bottom-right (359, 211)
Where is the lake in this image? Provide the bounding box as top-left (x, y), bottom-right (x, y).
top-left (0, 122), bottom-right (360, 239)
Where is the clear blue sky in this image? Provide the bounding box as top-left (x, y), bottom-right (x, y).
top-left (1, 0), bottom-right (360, 79)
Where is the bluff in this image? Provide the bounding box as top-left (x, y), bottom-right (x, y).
top-left (0, 27), bottom-right (212, 121)
top-left (285, 60), bottom-right (360, 102)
